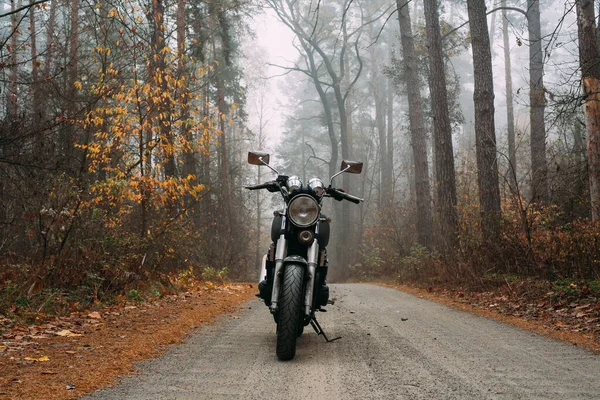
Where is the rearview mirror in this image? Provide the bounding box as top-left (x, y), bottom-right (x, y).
top-left (248, 151), bottom-right (270, 166)
top-left (341, 160), bottom-right (363, 174)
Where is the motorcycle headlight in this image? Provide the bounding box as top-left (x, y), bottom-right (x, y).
top-left (288, 195), bottom-right (319, 227)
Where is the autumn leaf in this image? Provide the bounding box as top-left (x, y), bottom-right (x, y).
top-left (88, 311), bottom-right (102, 319)
top-left (25, 356), bottom-right (49, 362)
top-left (55, 329), bottom-right (82, 337)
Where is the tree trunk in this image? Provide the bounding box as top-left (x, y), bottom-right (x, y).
top-left (178, 0), bottom-right (196, 179)
top-left (527, 0), bottom-right (548, 203)
top-left (577, 0), bottom-right (600, 221)
top-left (304, 46), bottom-right (338, 178)
top-left (63, 0), bottom-right (78, 172)
top-left (387, 70), bottom-right (394, 197)
top-left (397, 0), bottom-right (433, 248)
top-left (44, 0), bottom-right (56, 80)
top-left (502, 0), bottom-right (517, 188)
top-left (216, 75), bottom-right (232, 229)
top-left (368, 24), bottom-right (389, 207)
top-left (150, 0), bottom-right (176, 179)
top-left (468, 0), bottom-right (502, 242)
top-left (423, 0), bottom-right (458, 248)
top-left (8, 0), bottom-right (20, 122)
top-left (30, 0), bottom-right (42, 133)
top-left (488, 0), bottom-right (497, 49)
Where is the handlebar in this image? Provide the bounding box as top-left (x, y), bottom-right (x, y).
top-left (245, 182), bottom-right (363, 204)
top-left (244, 180), bottom-right (280, 192)
top-left (245, 182), bottom-right (271, 190)
top-left (327, 187), bottom-right (363, 204)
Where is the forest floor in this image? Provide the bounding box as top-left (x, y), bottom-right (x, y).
top-left (384, 279), bottom-right (600, 354)
top-left (0, 283), bottom-right (255, 399)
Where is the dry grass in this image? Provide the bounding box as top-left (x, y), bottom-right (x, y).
top-left (0, 284), bottom-right (255, 399)
top-left (383, 283), bottom-right (600, 354)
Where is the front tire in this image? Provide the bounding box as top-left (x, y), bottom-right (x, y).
top-left (276, 263), bottom-right (305, 360)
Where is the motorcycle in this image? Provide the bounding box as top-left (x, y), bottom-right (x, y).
top-left (245, 151), bottom-right (363, 360)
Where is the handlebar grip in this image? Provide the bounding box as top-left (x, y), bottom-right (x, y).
top-left (344, 193), bottom-right (362, 204)
top-left (245, 182), bottom-right (269, 190)
top-left (328, 188), bottom-right (363, 204)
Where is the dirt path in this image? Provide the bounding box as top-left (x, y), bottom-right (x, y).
top-left (85, 284), bottom-right (600, 400)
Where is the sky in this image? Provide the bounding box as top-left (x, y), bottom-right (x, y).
top-left (243, 8), bottom-right (299, 152)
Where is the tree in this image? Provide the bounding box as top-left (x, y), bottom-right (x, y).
top-left (266, 0), bottom-right (373, 265)
top-left (467, 0), bottom-right (502, 242)
top-left (576, 0), bottom-right (600, 221)
top-left (423, 0), bottom-right (458, 247)
top-left (527, 0), bottom-right (549, 203)
top-left (396, 0), bottom-right (433, 248)
top-left (502, 0), bottom-right (517, 188)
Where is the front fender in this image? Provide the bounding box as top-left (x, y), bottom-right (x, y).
top-left (283, 255), bottom-right (308, 266)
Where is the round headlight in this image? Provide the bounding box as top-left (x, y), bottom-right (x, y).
top-left (308, 178), bottom-right (325, 197)
top-left (288, 195), bottom-right (319, 227)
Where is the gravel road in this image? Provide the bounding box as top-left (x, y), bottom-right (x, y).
top-left (86, 284), bottom-right (600, 399)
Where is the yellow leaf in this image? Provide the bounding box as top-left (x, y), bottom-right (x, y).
top-left (25, 356), bottom-right (49, 362)
top-left (55, 330), bottom-right (82, 337)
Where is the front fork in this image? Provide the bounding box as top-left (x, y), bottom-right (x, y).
top-left (269, 215), bottom-right (319, 318)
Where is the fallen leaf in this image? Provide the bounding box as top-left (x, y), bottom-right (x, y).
top-left (24, 355), bottom-right (49, 362)
top-left (55, 329), bottom-right (82, 337)
top-left (87, 312), bottom-right (102, 319)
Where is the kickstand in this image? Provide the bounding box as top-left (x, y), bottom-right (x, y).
top-left (310, 316), bottom-right (341, 343)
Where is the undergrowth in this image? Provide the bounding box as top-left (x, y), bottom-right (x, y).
top-left (352, 198), bottom-right (600, 298)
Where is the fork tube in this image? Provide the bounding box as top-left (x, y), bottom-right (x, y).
top-left (270, 207), bottom-right (288, 314)
top-left (304, 225), bottom-right (319, 316)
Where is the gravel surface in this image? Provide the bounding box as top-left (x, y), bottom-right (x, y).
top-left (85, 284), bottom-right (600, 399)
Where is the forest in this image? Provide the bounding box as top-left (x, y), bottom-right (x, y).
top-left (1, 0), bottom-right (599, 315)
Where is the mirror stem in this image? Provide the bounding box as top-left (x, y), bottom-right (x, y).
top-left (329, 165), bottom-right (351, 185)
top-left (259, 156), bottom-right (280, 175)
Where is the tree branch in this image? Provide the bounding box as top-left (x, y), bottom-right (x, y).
top-left (0, 0), bottom-right (48, 18)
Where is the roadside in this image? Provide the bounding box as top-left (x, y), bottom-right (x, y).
top-left (0, 283), bottom-right (254, 399)
top-left (383, 279), bottom-right (600, 354)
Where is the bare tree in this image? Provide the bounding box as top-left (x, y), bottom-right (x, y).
top-left (396, 0), bottom-right (433, 248)
top-left (502, 0), bottom-right (517, 188)
top-left (528, 0), bottom-right (549, 203)
top-left (423, 0), bottom-right (458, 247)
top-left (577, 0), bottom-right (600, 221)
top-left (468, 0), bottom-right (502, 242)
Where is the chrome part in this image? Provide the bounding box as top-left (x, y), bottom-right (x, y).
top-left (288, 195), bottom-right (319, 227)
top-left (319, 250), bottom-right (326, 267)
top-left (286, 176), bottom-right (302, 193)
top-left (304, 238), bottom-right (319, 316)
top-left (270, 208), bottom-right (288, 314)
top-left (308, 178), bottom-right (325, 197)
top-left (298, 230), bottom-right (314, 245)
top-left (329, 166), bottom-right (349, 185)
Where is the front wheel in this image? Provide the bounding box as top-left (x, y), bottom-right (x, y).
top-left (276, 263), bottom-right (305, 360)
